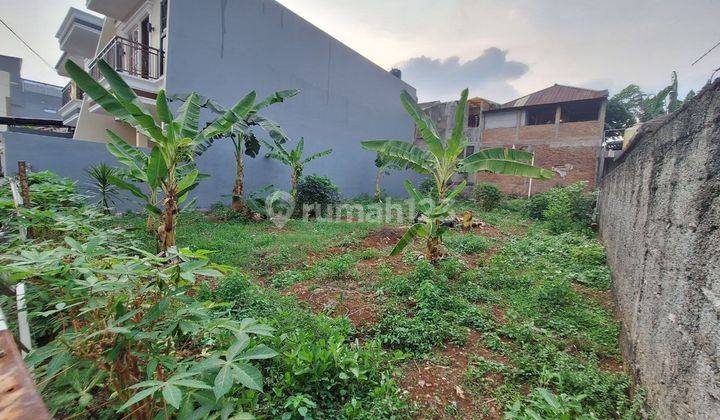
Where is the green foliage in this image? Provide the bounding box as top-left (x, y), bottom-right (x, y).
top-left (208, 202), bottom-right (250, 223)
top-left (85, 163), bottom-right (120, 214)
top-left (445, 234), bottom-right (491, 254)
top-left (269, 269), bottom-right (306, 288)
top-left (203, 275), bottom-right (411, 418)
top-left (263, 137), bottom-right (333, 198)
top-left (473, 183), bottom-right (503, 211)
top-left (66, 59), bottom-right (264, 249)
top-left (505, 388), bottom-right (596, 419)
top-left (363, 89), bottom-right (551, 261)
top-left (311, 254), bottom-right (358, 281)
top-left (295, 175), bottom-right (341, 217)
top-left (418, 177), bottom-right (437, 196)
top-left (524, 182), bottom-right (596, 233)
top-left (1, 176), bottom-right (275, 418)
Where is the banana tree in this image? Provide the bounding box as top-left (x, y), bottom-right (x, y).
top-left (262, 137), bottom-right (332, 198)
top-left (169, 90), bottom-right (298, 214)
top-left (66, 59), bottom-right (255, 251)
top-left (362, 88), bottom-right (554, 262)
top-left (362, 89), bottom-right (554, 201)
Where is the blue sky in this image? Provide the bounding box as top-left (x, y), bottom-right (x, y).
top-left (2, 0), bottom-right (719, 102)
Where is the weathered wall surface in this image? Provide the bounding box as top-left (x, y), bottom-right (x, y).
top-left (598, 80), bottom-right (720, 419)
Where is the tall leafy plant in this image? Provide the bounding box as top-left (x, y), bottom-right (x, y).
top-left (170, 90), bottom-right (299, 215)
top-left (66, 59), bottom-right (253, 250)
top-left (362, 89), bottom-right (553, 262)
top-left (263, 137), bottom-right (333, 198)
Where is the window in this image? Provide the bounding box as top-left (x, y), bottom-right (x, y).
top-left (160, 0), bottom-right (168, 32)
top-left (160, 0), bottom-right (168, 76)
top-left (464, 145), bottom-right (475, 158)
top-left (560, 100), bottom-right (601, 123)
top-left (468, 112), bottom-right (480, 127)
top-left (525, 105), bottom-right (557, 125)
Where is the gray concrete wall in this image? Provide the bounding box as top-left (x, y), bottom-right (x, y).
top-left (597, 79), bottom-right (720, 419)
top-left (1, 132), bottom-right (135, 207)
top-left (165, 0), bottom-right (420, 197)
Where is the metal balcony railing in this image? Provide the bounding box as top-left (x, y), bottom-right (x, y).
top-left (89, 36), bottom-right (164, 82)
top-left (61, 82), bottom-right (84, 106)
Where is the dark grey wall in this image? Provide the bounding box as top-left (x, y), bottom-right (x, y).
top-left (598, 79), bottom-right (720, 418)
top-left (165, 0), bottom-right (420, 198)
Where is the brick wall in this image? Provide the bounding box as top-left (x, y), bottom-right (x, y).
top-left (477, 118), bottom-right (602, 195)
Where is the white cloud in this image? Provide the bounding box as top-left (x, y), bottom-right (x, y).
top-left (397, 48), bottom-right (529, 102)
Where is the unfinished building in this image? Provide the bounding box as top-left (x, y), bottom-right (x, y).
top-left (421, 84), bottom-right (608, 195)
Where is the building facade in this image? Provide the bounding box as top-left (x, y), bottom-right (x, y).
top-left (422, 84), bottom-right (608, 195)
top-left (0, 55), bottom-right (63, 121)
top-left (54, 0), bottom-right (418, 197)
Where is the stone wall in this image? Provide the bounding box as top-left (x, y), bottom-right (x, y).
top-left (597, 79), bottom-right (720, 418)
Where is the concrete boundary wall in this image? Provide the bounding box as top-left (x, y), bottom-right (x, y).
top-left (598, 79), bottom-right (720, 418)
top-left (1, 131), bottom-right (417, 208)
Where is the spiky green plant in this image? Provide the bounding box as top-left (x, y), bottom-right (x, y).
top-left (262, 137), bottom-right (332, 198)
top-left (85, 163), bottom-right (119, 214)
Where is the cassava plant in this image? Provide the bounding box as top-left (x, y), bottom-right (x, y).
top-left (170, 90), bottom-right (299, 215)
top-left (262, 137), bottom-right (332, 198)
top-left (363, 89), bottom-right (554, 262)
top-left (66, 59), bottom-right (256, 251)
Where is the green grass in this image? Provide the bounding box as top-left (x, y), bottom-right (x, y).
top-left (112, 200), bottom-right (642, 418)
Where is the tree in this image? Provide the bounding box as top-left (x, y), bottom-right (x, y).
top-left (373, 153), bottom-right (403, 201)
top-left (262, 137), bottom-right (332, 198)
top-left (362, 89), bottom-right (553, 262)
top-left (169, 90), bottom-right (298, 215)
top-left (612, 71), bottom-right (683, 123)
top-left (66, 59), bottom-right (254, 251)
top-left (604, 98), bottom-right (636, 133)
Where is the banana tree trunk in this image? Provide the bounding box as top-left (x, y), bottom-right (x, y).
top-left (374, 170), bottom-right (383, 201)
top-left (290, 168), bottom-right (301, 199)
top-left (426, 236), bottom-right (440, 266)
top-left (161, 191), bottom-right (177, 251)
top-left (231, 153), bottom-right (248, 214)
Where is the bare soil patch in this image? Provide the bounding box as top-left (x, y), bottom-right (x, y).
top-left (398, 331), bottom-right (506, 419)
top-left (285, 281), bottom-right (380, 329)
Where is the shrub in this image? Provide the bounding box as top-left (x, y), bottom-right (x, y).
top-left (524, 193), bottom-right (549, 220)
top-left (295, 175), bottom-right (340, 217)
top-left (524, 182), bottom-right (596, 233)
top-left (208, 202), bottom-right (250, 222)
top-left (473, 183), bottom-right (503, 211)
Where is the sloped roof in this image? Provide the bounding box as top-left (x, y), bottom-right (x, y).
top-left (501, 84), bottom-right (608, 109)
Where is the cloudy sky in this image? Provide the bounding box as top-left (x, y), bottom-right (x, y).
top-left (2, 0), bottom-right (719, 102)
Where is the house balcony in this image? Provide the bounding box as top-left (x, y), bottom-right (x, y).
top-left (55, 7), bottom-right (103, 59)
top-left (58, 82), bottom-right (84, 126)
top-left (86, 0), bottom-right (145, 21)
top-left (86, 35), bottom-right (165, 114)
